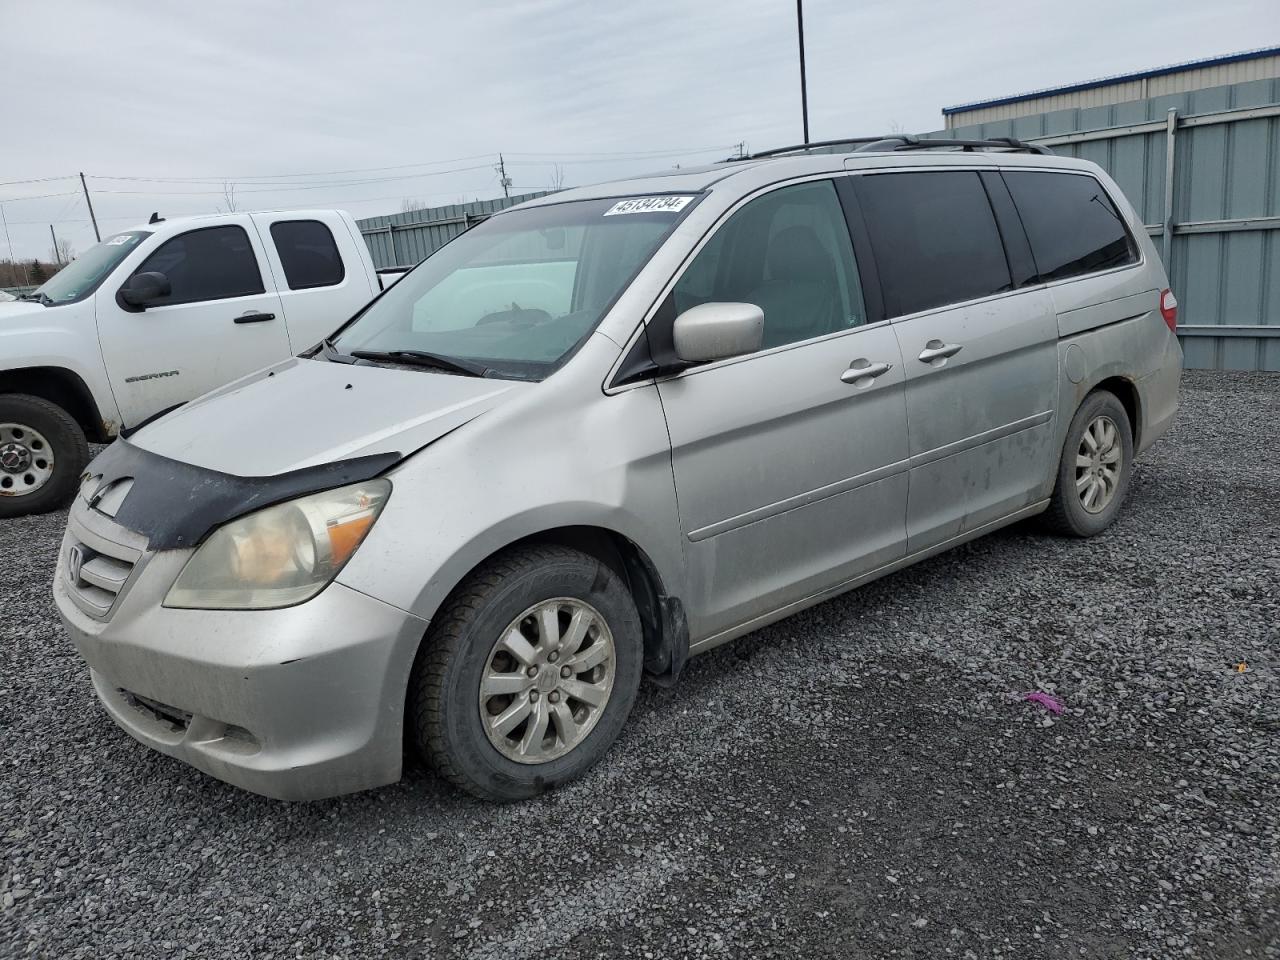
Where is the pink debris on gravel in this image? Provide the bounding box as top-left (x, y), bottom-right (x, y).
top-left (1021, 691), bottom-right (1064, 715)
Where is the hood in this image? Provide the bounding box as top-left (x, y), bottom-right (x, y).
top-left (0, 300), bottom-right (50, 322)
top-left (130, 356), bottom-right (531, 476)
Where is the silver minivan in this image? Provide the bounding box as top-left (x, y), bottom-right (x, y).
top-left (54, 139), bottom-right (1183, 801)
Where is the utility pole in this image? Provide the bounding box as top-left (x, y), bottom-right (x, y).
top-left (736, 141), bottom-right (747, 159)
top-left (50, 225), bottom-right (60, 265)
top-left (79, 172), bottom-right (100, 242)
top-left (0, 203), bottom-right (28, 285)
top-left (796, 0), bottom-right (810, 144)
top-left (495, 154), bottom-right (512, 198)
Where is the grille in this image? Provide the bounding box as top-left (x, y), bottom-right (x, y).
top-left (63, 537), bottom-right (137, 619)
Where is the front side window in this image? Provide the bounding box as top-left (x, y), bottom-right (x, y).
top-left (671, 180), bottom-right (866, 350)
top-left (132, 225), bottom-right (265, 306)
top-left (333, 196), bottom-right (693, 380)
top-left (35, 231), bottom-right (152, 305)
top-left (270, 219), bottom-right (345, 289)
top-left (853, 171), bottom-right (1012, 318)
top-left (1003, 171), bottom-right (1138, 282)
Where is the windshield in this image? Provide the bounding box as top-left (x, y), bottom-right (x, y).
top-left (332, 196), bottom-right (696, 380)
top-left (35, 230), bottom-right (152, 305)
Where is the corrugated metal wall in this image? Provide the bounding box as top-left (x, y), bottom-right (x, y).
top-left (944, 52), bottom-right (1280, 127)
top-left (941, 78), bottom-right (1280, 371)
top-left (357, 192), bottom-right (548, 270)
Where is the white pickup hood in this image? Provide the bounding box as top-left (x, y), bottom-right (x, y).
top-left (130, 356), bottom-right (529, 476)
top-left (0, 300), bottom-right (51, 324)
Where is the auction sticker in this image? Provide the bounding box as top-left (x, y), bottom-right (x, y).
top-left (604, 196), bottom-right (694, 216)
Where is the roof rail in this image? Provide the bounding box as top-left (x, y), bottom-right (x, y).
top-left (727, 136), bottom-right (886, 161)
top-left (855, 135), bottom-right (1053, 156)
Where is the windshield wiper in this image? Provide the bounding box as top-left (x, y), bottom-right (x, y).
top-left (18, 292), bottom-right (53, 306)
top-left (316, 337), bottom-right (359, 364)
top-left (350, 349), bottom-right (489, 378)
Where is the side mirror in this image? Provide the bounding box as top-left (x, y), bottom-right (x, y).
top-left (117, 271), bottom-right (171, 311)
top-left (672, 302), bottom-right (764, 363)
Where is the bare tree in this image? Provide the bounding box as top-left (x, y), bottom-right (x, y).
top-left (548, 164), bottom-right (567, 192)
top-left (218, 180), bottom-right (238, 213)
top-left (401, 198), bottom-right (429, 213)
top-left (50, 237), bottom-right (75, 265)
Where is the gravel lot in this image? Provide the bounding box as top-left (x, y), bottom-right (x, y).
top-left (2, 369), bottom-right (1277, 959)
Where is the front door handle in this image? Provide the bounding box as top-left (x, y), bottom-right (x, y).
top-left (234, 311), bottom-right (276, 324)
top-left (917, 340), bottom-right (963, 364)
top-left (841, 359), bottom-right (894, 385)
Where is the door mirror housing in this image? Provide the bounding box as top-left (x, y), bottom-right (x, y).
top-left (117, 271), bottom-right (171, 311)
top-left (672, 302), bottom-right (765, 363)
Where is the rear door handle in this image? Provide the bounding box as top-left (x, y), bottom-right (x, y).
top-left (917, 340), bottom-right (963, 364)
top-left (234, 311), bottom-right (276, 324)
top-left (841, 359), bottom-right (894, 385)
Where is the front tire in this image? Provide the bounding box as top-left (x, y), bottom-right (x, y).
top-left (1043, 390), bottom-right (1134, 537)
top-left (0, 394), bottom-right (88, 518)
top-left (410, 544), bottom-right (643, 801)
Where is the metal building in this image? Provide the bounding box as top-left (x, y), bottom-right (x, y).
top-left (357, 192), bottom-right (547, 271)
top-left (940, 48), bottom-right (1280, 371)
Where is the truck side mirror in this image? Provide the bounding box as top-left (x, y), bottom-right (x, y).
top-left (117, 271), bottom-right (171, 312)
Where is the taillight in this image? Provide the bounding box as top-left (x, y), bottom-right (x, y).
top-left (1159, 289), bottom-right (1178, 332)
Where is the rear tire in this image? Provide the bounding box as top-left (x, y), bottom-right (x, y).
top-left (0, 394), bottom-right (88, 518)
top-left (1043, 390), bottom-right (1134, 537)
top-left (409, 544), bottom-right (643, 801)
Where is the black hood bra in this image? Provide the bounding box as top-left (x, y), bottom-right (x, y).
top-left (81, 439), bottom-right (399, 551)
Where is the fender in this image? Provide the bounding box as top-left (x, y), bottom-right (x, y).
top-left (0, 304), bottom-right (122, 439)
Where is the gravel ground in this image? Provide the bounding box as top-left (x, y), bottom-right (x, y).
top-left (2, 369), bottom-right (1277, 960)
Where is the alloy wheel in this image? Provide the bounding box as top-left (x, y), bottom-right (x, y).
top-left (1075, 415), bottom-right (1122, 514)
top-left (478, 597), bottom-right (616, 764)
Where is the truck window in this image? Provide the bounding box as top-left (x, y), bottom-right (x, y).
top-left (1002, 171), bottom-right (1139, 282)
top-left (852, 171), bottom-right (1012, 318)
top-left (132, 225), bottom-right (265, 306)
top-left (269, 220), bottom-right (345, 290)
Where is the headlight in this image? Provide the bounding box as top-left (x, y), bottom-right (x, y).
top-left (164, 479), bottom-right (390, 610)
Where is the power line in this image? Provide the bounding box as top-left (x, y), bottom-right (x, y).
top-left (84, 164), bottom-right (498, 196)
top-left (86, 154), bottom-right (500, 184)
top-left (82, 145), bottom-right (735, 183)
top-left (0, 174), bottom-right (76, 187)
top-left (0, 190), bottom-right (80, 203)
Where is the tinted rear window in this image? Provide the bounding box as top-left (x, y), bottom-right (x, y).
top-left (853, 171), bottom-right (1011, 318)
top-left (1003, 171), bottom-right (1138, 282)
top-left (270, 219), bottom-right (345, 289)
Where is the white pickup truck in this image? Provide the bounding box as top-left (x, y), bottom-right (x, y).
top-left (0, 209), bottom-right (385, 517)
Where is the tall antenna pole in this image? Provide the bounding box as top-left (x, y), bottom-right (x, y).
top-left (79, 172), bottom-right (100, 241)
top-left (796, 0), bottom-right (810, 144)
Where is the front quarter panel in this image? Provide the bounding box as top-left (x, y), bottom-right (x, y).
top-left (0, 301), bottom-right (122, 433)
top-left (335, 334), bottom-right (686, 627)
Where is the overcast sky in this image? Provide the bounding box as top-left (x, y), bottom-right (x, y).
top-left (1, 0), bottom-right (1275, 261)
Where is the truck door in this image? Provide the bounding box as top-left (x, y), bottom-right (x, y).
top-left (96, 220), bottom-right (289, 428)
top-left (250, 213), bottom-right (374, 350)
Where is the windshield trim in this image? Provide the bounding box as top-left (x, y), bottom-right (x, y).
top-left (322, 192), bottom-right (707, 383)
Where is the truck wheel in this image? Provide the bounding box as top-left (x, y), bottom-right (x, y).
top-left (0, 394), bottom-right (89, 518)
top-left (1043, 390), bottom-right (1134, 537)
top-left (410, 544), bottom-right (643, 801)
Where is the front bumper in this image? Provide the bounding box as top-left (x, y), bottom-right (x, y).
top-left (54, 503), bottom-right (428, 801)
